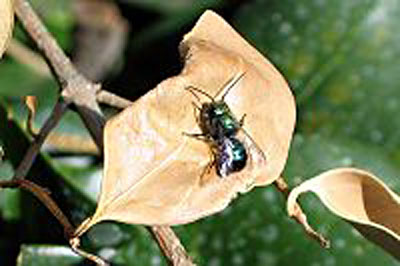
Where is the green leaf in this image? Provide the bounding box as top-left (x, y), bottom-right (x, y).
top-left (30, 0), bottom-right (74, 50)
top-left (231, 1), bottom-right (400, 263)
top-left (234, 0), bottom-right (400, 157)
top-left (52, 160), bottom-right (101, 203)
top-left (285, 134), bottom-right (400, 189)
top-left (0, 61), bottom-right (56, 97)
top-left (234, 0), bottom-right (376, 98)
top-left (17, 245), bottom-right (82, 266)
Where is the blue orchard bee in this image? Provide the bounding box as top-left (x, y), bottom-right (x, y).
top-left (184, 72), bottom-right (263, 178)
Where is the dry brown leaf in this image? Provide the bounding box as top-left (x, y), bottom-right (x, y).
top-left (287, 167), bottom-right (400, 260)
top-left (0, 0), bottom-right (14, 58)
top-left (75, 10), bottom-right (295, 236)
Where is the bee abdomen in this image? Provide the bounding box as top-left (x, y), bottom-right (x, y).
top-left (216, 137), bottom-right (247, 177)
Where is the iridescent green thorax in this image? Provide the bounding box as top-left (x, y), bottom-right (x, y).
top-left (199, 101), bottom-right (241, 141)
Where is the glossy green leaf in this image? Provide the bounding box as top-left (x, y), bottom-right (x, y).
top-left (30, 0), bottom-right (74, 50)
top-left (52, 160), bottom-right (101, 203)
top-left (234, 0), bottom-right (400, 156)
top-left (17, 245), bottom-right (82, 266)
top-left (0, 61), bottom-right (56, 97)
top-left (233, 0), bottom-right (400, 264)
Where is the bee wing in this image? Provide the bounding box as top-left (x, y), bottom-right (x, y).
top-left (237, 127), bottom-right (267, 167)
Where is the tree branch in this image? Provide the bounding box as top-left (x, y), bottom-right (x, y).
top-left (15, 0), bottom-right (104, 150)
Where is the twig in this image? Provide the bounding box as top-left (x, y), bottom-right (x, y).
top-left (13, 99), bottom-right (69, 180)
top-left (70, 237), bottom-right (110, 266)
top-left (14, 0), bottom-right (195, 265)
top-left (0, 179), bottom-right (74, 238)
top-left (274, 176), bottom-right (330, 248)
top-left (96, 90), bottom-right (132, 109)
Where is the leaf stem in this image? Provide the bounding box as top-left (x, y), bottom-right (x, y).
top-left (274, 176), bottom-right (330, 248)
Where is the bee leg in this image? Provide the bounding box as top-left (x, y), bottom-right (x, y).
top-left (182, 132), bottom-right (209, 142)
top-left (199, 149), bottom-right (217, 182)
top-left (182, 103), bottom-right (206, 139)
top-left (204, 149), bottom-right (217, 175)
top-left (191, 101), bottom-right (202, 126)
top-left (191, 101), bottom-right (201, 111)
top-left (182, 132), bottom-right (204, 138)
top-left (239, 114), bottom-right (247, 127)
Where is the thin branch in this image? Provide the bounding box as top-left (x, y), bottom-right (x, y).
top-left (149, 226), bottom-right (196, 266)
top-left (13, 99), bottom-right (69, 180)
top-left (70, 237), bottom-right (110, 266)
top-left (274, 176), bottom-right (330, 248)
top-left (96, 90), bottom-right (132, 109)
top-left (0, 179), bottom-right (74, 238)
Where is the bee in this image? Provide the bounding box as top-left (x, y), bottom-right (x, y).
top-left (185, 72), bottom-right (264, 178)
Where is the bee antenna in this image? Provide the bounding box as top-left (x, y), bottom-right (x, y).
top-left (185, 85), bottom-right (215, 102)
top-left (220, 71), bottom-right (246, 101)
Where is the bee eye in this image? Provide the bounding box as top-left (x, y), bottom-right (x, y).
top-left (213, 106), bottom-right (224, 115)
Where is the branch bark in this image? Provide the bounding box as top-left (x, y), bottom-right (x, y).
top-left (96, 90), bottom-right (133, 109)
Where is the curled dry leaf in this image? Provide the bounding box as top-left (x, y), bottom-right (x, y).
top-left (75, 10), bottom-right (295, 236)
top-left (0, 0), bottom-right (14, 58)
top-left (287, 167), bottom-right (400, 260)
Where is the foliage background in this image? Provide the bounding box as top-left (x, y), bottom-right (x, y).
top-left (1, 0), bottom-right (400, 265)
